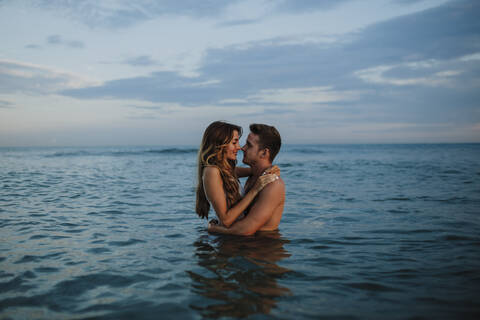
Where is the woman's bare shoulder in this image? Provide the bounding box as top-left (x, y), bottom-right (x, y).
top-left (203, 166), bottom-right (221, 178)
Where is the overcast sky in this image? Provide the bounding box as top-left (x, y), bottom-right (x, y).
top-left (0, 0), bottom-right (479, 146)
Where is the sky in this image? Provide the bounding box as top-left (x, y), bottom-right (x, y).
top-left (0, 0), bottom-right (479, 146)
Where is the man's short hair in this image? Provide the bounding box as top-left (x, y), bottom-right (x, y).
top-left (249, 123), bottom-right (281, 162)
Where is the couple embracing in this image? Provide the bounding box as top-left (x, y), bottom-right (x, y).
top-left (196, 121), bottom-right (285, 235)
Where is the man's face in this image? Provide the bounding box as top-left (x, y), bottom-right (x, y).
top-left (242, 133), bottom-right (261, 166)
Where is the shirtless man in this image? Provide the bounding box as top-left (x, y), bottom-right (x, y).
top-left (208, 123), bottom-right (285, 236)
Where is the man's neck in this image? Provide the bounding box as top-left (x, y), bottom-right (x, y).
top-left (251, 162), bottom-right (273, 177)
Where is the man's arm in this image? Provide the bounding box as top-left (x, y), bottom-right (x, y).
top-left (208, 181), bottom-right (283, 236)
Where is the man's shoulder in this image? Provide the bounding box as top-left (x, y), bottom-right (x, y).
top-left (260, 177), bottom-right (285, 197)
top-left (248, 177), bottom-right (285, 220)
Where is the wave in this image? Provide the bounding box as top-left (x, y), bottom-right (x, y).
top-left (288, 147), bottom-right (324, 154)
top-left (44, 148), bottom-right (198, 158)
top-left (45, 150), bottom-right (91, 158)
top-left (144, 148), bottom-right (198, 154)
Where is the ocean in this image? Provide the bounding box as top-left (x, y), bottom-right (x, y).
top-left (1, 144), bottom-right (479, 319)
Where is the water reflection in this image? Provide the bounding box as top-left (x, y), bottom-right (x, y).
top-left (188, 230), bottom-right (292, 318)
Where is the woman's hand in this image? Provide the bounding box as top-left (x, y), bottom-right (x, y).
top-left (264, 165), bottom-right (280, 177)
top-left (252, 173), bottom-right (279, 193)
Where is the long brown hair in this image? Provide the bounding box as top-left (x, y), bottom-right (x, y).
top-left (196, 121), bottom-right (243, 219)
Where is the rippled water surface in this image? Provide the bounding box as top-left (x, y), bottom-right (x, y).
top-left (1, 144), bottom-right (479, 319)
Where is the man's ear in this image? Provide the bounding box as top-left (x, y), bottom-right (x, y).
top-left (261, 148), bottom-right (270, 160)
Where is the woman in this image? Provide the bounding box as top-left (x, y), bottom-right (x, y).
top-left (196, 121), bottom-right (278, 227)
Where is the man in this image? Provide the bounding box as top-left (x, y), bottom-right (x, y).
top-left (208, 123), bottom-right (285, 236)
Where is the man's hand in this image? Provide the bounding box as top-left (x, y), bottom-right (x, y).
top-left (209, 218), bottom-right (219, 225)
top-left (208, 221), bottom-right (226, 233)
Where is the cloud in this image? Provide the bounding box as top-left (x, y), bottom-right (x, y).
top-left (241, 105), bottom-right (298, 115)
top-left (124, 103), bottom-right (178, 121)
top-left (0, 100), bottom-right (14, 108)
top-left (272, 0), bottom-right (353, 13)
top-left (59, 0), bottom-right (480, 127)
top-left (22, 0), bottom-right (362, 30)
top-left (0, 59), bottom-right (100, 94)
top-left (220, 86), bottom-right (363, 107)
top-left (245, 87), bottom-right (362, 104)
top-left (393, 0), bottom-right (428, 5)
top-left (46, 34), bottom-right (85, 48)
top-left (25, 44), bottom-right (42, 49)
top-left (345, 1), bottom-right (480, 64)
top-left (61, 71), bottom-right (224, 105)
top-left (123, 55), bottom-right (157, 67)
top-left (202, 1), bottom-right (479, 94)
top-left (125, 103), bottom-right (178, 113)
top-left (27, 0), bottom-right (242, 28)
top-left (47, 34), bottom-right (62, 45)
top-left (216, 18), bottom-right (260, 28)
top-left (354, 59), bottom-right (466, 87)
top-left (23, 35), bottom-right (85, 51)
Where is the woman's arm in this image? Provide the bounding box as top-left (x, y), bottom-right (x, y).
top-left (203, 166), bottom-right (277, 227)
top-left (235, 165), bottom-right (280, 178)
top-left (235, 166), bottom-right (252, 178)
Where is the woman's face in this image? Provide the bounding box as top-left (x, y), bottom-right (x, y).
top-left (225, 130), bottom-right (242, 161)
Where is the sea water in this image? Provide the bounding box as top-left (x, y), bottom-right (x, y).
top-left (1, 144), bottom-right (479, 319)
